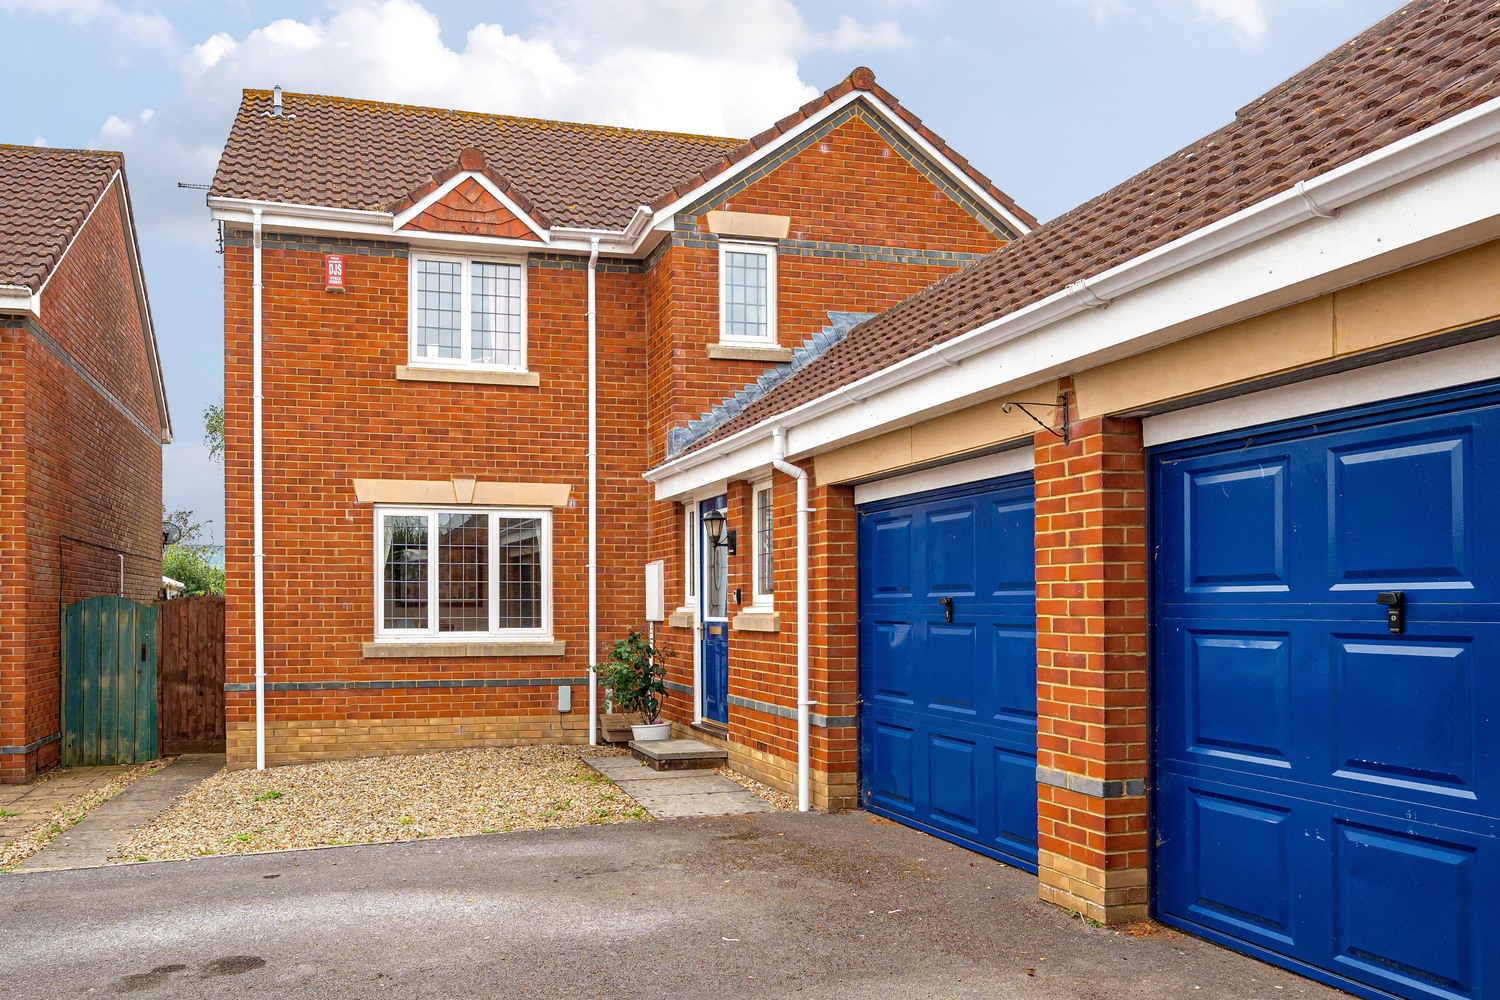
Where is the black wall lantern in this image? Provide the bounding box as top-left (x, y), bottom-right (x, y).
top-left (702, 508), bottom-right (736, 555)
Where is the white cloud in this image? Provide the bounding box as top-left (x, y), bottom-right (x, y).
top-left (91, 0), bottom-right (915, 244)
top-left (0, 0), bottom-right (175, 48)
top-left (824, 15), bottom-right (912, 52)
top-left (1189, 0), bottom-right (1268, 45)
top-left (1061, 0), bottom-right (1268, 45)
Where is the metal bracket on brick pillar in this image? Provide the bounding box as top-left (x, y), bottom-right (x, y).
top-left (1001, 392), bottom-right (1070, 444)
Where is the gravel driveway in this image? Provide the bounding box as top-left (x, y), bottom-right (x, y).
top-left (119, 746), bottom-right (647, 862)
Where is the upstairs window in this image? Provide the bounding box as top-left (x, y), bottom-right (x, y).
top-left (411, 255), bottom-right (526, 370)
top-left (719, 241), bottom-right (777, 345)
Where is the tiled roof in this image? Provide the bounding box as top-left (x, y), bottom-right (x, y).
top-left (684, 0), bottom-right (1500, 453)
top-left (209, 68), bottom-right (1034, 233)
top-left (211, 91), bottom-right (744, 230)
top-left (0, 145), bottom-right (122, 291)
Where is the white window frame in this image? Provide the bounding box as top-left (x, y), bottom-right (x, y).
top-left (751, 480), bottom-right (775, 608)
top-left (373, 505), bottom-right (552, 642)
top-left (718, 239), bottom-right (778, 346)
top-left (682, 503), bottom-right (698, 608)
top-left (408, 253), bottom-right (528, 372)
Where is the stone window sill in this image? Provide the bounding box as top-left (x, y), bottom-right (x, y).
top-left (362, 640), bottom-right (566, 659)
top-left (707, 344), bottom-right (793, 363)
top-left (731, 611), bottom-right (780, 633)
top-left (395, 365), bottom-right (541, 387)
top-left (667, 610), bottom-right (696, 629)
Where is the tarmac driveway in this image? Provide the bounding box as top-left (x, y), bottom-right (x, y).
top-left (0, 810), bottom-right (1347, 999)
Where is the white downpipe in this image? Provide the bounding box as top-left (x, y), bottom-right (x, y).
top-left (771, 428), bottom-right (811, 812)
top-left (252, 209), bottom-right (266, 771)
top-left (587, 238), bottom-right (600, 746)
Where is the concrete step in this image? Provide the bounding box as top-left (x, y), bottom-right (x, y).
top-left (628, 738), bottom-right (728, 771)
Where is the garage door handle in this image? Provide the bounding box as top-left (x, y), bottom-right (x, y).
top-left (939, 596), bottom-right (954, 623)
top-left (1376, 591), bottom-right (1405, 634)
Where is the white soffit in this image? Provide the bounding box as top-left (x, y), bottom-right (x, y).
top-left (1142, 335), bottom-right (1500, 447)
top-left (852, 448), bottom-right (1035, 506)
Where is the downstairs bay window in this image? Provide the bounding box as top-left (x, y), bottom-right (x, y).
top-left (375, 506), bottom-right (551, 641)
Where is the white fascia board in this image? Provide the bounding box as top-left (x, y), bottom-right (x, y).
top-left (209, 197), bottom-right (394, 238)
top-left (647, 90), bottom-right (863, 229)
top-left (36, 170), bottom-right (121, 300)
top-left (858, 93), bottom-right (1032, 236)
top-left (646, 99), bottom-right (1500, 500)
top-left (646, 90), bottom-right (1031, 238)
top-left (211, 196), bottom-right (615, 258)
top-left (393, 171), bottom-right (551, 244)
top-left (114, 177), bottom-right (173, 443)
top-left (0, 285), bottom-right (39, 316)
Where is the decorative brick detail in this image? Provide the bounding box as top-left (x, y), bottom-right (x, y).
top-left (1032, 401), bottom-right (1150, 924)
top-left (403, 177), bottom-right (540, 240)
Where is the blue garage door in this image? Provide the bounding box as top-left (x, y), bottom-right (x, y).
top-left (1153, 383), bottom-right (1500, 1000)
top-left (857, 474), bottom-right (1038, 871)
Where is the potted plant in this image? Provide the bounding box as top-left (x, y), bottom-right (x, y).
top-left (597, 627), bottom-right (670, 741)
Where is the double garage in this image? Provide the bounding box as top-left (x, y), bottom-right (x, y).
top-left (855, 375), bottom-right (1497, 1000)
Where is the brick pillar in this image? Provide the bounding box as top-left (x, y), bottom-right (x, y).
top-left (810, 478), bottom-right (859, 810)
top-left (1033, 413), bottom-right (1150, 924)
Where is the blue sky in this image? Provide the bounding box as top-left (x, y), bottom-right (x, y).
top-left (0, 0), bottom-right (1396, 538)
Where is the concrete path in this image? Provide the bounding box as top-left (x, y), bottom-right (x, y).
top-left (0, 765), bottom-right (130, 846)
top-left (586, 754), bottom-right (775, 818)
top-left (14, 753), bottom-right (224, 871)
top-left (0, 811), bottom-right (1348, 999)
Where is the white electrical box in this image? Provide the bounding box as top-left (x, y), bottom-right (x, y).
top-left (645, 560), bottom-right (665, 622)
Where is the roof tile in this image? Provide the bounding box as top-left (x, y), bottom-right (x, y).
top-left (213, 67), bottom-right (1035, 235)
top-left (0, 145), bottom-right (122, 292)
top-left (685, 0), bottom-right (1500, 454)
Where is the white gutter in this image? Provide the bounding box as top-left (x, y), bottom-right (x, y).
top-left (646, 92), bottom-right (1500, 487)
top-left (0, 284), bottom-right (37, 316)
top-left (771, 428), bottom-right (811, 812)
top-left (252, 209), bottom-right (267, 771)
top-left (587, 237), bottom-right (600, 746)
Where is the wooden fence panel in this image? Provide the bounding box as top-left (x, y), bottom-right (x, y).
top-left (156, 596), bottom-right (226, 754)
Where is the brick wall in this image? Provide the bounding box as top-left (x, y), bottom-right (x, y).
top-left (643, 114), bottom-right (1008, 467)
top-left (0, 186), bottom-right (164, 783)
top-left (222, 235), bottom-right (649, 767)
top-left (642, 113), bottom-right (1013, 806)
top-left (1031, 409), bottom-right (1150, 924)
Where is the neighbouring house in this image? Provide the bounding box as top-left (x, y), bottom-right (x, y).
top-left (646, 1), bottom-right (1500, 997)
top-left (0, 145), bottom-right (171, 784)
top-left (207, 70), bottom-right (1030, 769)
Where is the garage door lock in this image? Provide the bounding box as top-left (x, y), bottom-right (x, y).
top-left (1376, 591), bottom-right (1405, 635)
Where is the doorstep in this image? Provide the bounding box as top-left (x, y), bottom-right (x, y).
top-left (627, 738), bottom-right (728, 771)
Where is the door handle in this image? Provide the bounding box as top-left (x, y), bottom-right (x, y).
top-left (1376, 591), bottom-right (1405, 635)
top-left (939, 596), bottom-right (954, 623)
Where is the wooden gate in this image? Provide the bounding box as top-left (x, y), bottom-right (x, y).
top-left (156, 596), bottom-right (226, 754)
top-left (61, 595), bottom-right (158, 765)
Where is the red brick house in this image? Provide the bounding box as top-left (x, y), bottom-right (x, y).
top-left (648, 2), bottom-right (1500, 997)
top-left (207, 70), bottom-right (1031, 771)
top-left (0, 145), bottom-right (171, 783)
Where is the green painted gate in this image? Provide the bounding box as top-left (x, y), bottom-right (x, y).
top-left (61, 595), bottom-right (158, 765)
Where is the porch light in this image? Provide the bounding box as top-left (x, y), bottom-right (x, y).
top-left (702, 508), bottom-right (736, 555)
